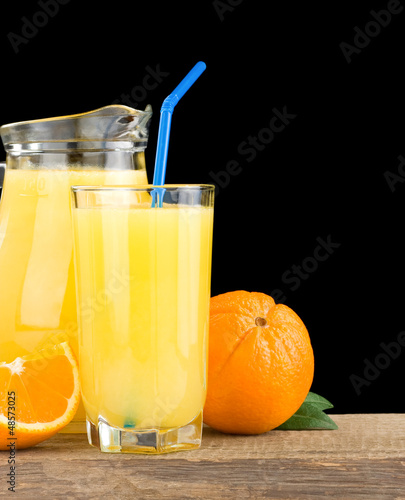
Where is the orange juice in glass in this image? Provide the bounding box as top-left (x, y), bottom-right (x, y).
top-left (71, 186), bottom-right (214, 453)
top-left (0, 106), bottom-right (152, 431)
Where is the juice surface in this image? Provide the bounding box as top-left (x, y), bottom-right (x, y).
top-left (73, 204), bottom-right (213, 430)
top-left (0, 168), bottom-right (148, 422)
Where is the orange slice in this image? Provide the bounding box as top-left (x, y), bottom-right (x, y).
top-left (0, 342), bottom-right (80, 449)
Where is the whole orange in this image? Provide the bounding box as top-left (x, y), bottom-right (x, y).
top-left (203, 291), bottom-right (314, 434)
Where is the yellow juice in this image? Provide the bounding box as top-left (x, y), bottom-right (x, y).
top-left (0, 168), bottom-right (147, 423)
top-left (73, 204), bottom-right (213, 430)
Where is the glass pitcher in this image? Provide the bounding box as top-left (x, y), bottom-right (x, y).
top-left (0, 105), bottom-right (152, 431)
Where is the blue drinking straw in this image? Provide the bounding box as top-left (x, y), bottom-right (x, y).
top-left (152, 61), bottom-right (206, 188)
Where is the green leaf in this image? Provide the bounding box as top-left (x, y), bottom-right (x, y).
top-left (302, 391), bottom-right (335, 411)
top-left (276, 392), bottom-right (338, 430)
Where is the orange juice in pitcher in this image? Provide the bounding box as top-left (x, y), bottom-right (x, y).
top-left (0, 105), bottom-right (152, 431)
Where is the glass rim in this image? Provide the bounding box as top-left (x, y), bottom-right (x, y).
top-left (70, 184), bottom-right (215, 193)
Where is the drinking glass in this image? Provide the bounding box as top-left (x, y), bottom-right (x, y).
top-left (71, 185), bottom-right (214, 453)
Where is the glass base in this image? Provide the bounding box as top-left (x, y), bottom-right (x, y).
top-left (86, 412), bottom-right (203, 454)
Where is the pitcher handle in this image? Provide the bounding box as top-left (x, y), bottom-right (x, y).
top-left (0, 162), bottom-right (5, 199)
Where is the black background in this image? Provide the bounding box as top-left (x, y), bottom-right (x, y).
top-left (0, 0), bottom-right (404, 414)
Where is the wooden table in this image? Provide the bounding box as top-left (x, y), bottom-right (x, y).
top-left (5, 414), bottom-right (405, 499)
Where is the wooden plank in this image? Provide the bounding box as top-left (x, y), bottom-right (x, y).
top-left (11, 458), bottom-right (405, 499)
top-left (3, 414), bottom-right (405, 499)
